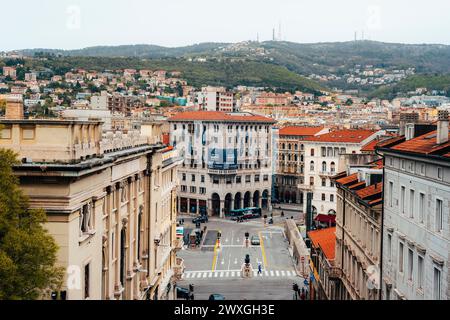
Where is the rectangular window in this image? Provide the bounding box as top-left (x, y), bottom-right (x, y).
top-left (436, 199), bottom-right (443, 232)
top-left (201, 175), bottom-right (205, 183)
top-left (389, 182), bottom-right (394, 207)
top-left (419, 193), bottom-right (425, 223)
top-left (330, 194), bottom-right (334, 202)
top-left (236, 176), bottom-right (241, 184)
top-left (408, 249), bottom-right (413, 281)
top-left (400, 186), bottom-right (406, 214)
top-left (84, 263), bottom-right (90, 299)
top-left (437, 167), bottom-right (443, 180)
top-left (254, 175), bottom-right (260, 182)
top-left (263, 175), bottom-right (268, 181)
top-left (409, 189), bottom-right (415, 218)
top-left (387, 234), bottom-right (392, 261)
top-left (418, 255), bottom-right (424, 289)
top-left (182, 173), bottom-right (186, 181)
top-left (190, 186), bottom-right (196, 194)
top-left (322, 193), bottom-right (326, 201)
top-left (245, 175), bottom-right (251, 183)
top-left (399, 242), bottom-right (404, 273)
top-left (433, 268), bottom-right (441, 300)
top-left (191, 174), bottom-right (196, 182)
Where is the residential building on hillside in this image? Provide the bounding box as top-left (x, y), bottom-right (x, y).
top-left (169, 111), bottom-right (275, 217)
top-left (196, 86), bottom-right (235, 112)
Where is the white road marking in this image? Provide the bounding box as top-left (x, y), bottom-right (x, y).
top-left (214, 272), bottom-right (218, 278)
top-left (208, 272), bottom-right (212, 278)
top-left (225, 271), bottom-right (229, 277)
top-left (286, 271), bottom-right (292, 277)
top-left (203, 272), bottom-right (207, 278)
top-left (185, 273), bottom-right (192, 279)
top-left (220, 272), bottom-right (224, 277)
top-left (281, 271), bottom-right (286, 276)
top-left (264, 271), bottom-right (269, 276)
top-left (253, 271), bottom-right (257, 277)
top-left (231, 271), bottom-right (235, 277)
top-left (275, 271), bottom-right (280, 277)
top-left (270, 271), bottom-right (274, 276)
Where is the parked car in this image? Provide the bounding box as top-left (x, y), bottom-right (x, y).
top-left (176, 286), bottom-right (192, 300)
top-left (251, 235), bottom-right (260, 245)
top-left (192, 215), bottom-right (208, 224)
top-left (209, 294), bottom-right (225, 300)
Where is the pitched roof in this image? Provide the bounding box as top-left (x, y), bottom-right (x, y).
top-left (308, 227), bottom-right (336, 260)
top-left (336, 173), bottom-right (358, 185)
top-left (303, 129), bottom-right (377, 143)
top-left (168, 111), bottom-right (276, 123)
top-left (360, 139), bottom-right (379, 152)
top-left (355, 182), bottom-right (383, 199)
top-left (390, 130), bottom-right (450, 158)
top-left (279, 126), bottom-right (324, 137)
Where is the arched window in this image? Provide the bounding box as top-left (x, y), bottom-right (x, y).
top-left (330, 162), bottom-right (336, 173)
top-left (294, 144), bottom-right (298, 151)
top-left (310, 148), bottom-right (315, 156)
top-left (301, 144), bottom-right (304, 151)
top-left (288, 144), bottom-right (292, 150)
top-left (282, 143), bottom-right (286, 150)
top-left (310, 161), bottom-right (315, 171)
top-left (294, 155), bottom-right (298, 161)
top-left (322, 161), bottom-right (327, 172)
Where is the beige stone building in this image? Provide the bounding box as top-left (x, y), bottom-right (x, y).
top-left (332, 160), bottom-right (383, 300)
top-left (0, 99), bottom-right (182, 300)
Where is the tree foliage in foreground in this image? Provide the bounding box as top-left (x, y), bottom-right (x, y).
top-left (0, 148), bottom-right (63, 300)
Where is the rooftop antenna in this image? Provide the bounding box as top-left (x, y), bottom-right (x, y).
top-left (272, 28), bottom-right (275, 41)
top-left (354, 31), bottom-right (357, 42)
top-left (257, 32), bottom-right (260, 43)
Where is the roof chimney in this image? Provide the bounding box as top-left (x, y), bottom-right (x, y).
top-left (437, 110), bottom-right (449, 145)
top-left (5, 97), bottom-right (24, 120)
top-left (399, 112), bottom-right (418, 136)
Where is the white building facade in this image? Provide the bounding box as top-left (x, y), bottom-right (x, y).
top-left (379, 113), bottom-right (450, 300)
top-left (300, 130), bottom-right (383, 216)
top-left (169, 111), bottom-right (275, 218)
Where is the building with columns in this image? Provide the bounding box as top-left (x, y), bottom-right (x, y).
top-left (0, 99), bottom-right (182, 300)
top-left (168, 111), bottom-right (275, 217)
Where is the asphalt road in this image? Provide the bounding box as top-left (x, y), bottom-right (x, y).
top-left (177, 216), bottom-right (306, 300)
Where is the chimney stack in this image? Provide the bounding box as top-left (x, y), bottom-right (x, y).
top-left (5, 96), bottom-right (24, 120)
top-left (437, 110), bottom-right (449, 145)
top-left (399, 112), bottom-right (418, 136)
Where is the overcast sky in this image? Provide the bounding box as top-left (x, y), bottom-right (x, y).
top-left (3, 0), bottom-right (450, 51)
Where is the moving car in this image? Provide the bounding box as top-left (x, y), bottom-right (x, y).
top-left (250, 235), bottom-right (260, 245)
top-left (209, 294), bottom-right (225, 300)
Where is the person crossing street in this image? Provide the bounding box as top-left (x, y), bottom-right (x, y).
top-left (257, 262), bottom-right (262, 275)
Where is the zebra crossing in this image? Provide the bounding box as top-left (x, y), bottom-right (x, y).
top-left (181, 269), bottom-right (297, 280)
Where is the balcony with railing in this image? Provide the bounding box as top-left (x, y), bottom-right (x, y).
top-left (173, 257), bottom-right (185, 281)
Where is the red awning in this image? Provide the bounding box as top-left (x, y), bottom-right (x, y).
top-left (314, 214), bottom-right (336, 224)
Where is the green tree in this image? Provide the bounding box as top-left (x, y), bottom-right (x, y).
top-left (0, 149), bottom-right (63, 299)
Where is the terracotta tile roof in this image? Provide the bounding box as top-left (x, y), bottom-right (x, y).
top-left (336, 173), bottom-right (358, 185)
top-left (308, 227), bottom-right (336, 260)
top-left (168, 111), bottom-right (276, 123)
top-left (348, 181), bottom-right (366, 190)
top-left (390, 130), bottom-right (450, 158)
top-left (279, 126), bottom-right (324, 137)
top-left (355, 182), bottom-right (383, 199)
top-left (376, 136), bottom-right (405, 148)
top-left (361, 139), bottom-right (379, 152)
top-left (303, 129), bottom-right (377, 143)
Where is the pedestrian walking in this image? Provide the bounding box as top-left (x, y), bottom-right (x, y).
top-left (300, 288), bottom-right (306, 300)
top-left (257, 262), bottom-right (262, 274)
